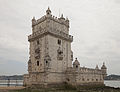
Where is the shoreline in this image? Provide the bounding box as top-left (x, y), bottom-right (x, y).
top-left (0, 86), bottom-right (25, 90)
top-left (0, 85), bottom-right (120, 92)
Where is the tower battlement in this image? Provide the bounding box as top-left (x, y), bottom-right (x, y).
top-left (32, 8), bottom-right (69, 29)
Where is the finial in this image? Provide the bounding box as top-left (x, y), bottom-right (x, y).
top-left (46, 6), bottom-right (51, 15)
top-left (32, 16), bottom-right (35, 20)
top-left (61, 14), bottom-right (63, 18)
top-left (101, 62), bottom-right (107, 69)
top-left (59, 14), bottom-right (65, 20)
top-left (48, 6), bottom-right (50, 10)
top-left (66, 17), bottom-right (69, 20)
top-left (75, 58), bottom-right (77, 60)
top-left (32, 16), bottom-right (36, 26)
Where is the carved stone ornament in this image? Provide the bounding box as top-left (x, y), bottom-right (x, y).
top-left (57, 47), bottom-right (63, 60)
top-left (35, 48), bottom-right (40, 54)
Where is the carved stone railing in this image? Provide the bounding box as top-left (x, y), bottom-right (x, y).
top-left (32, 15), bottom-right (69, 28)
top-left (79, 67), bottom-right (102, 74)
top-left (28, 28), bottom-right (73, 42)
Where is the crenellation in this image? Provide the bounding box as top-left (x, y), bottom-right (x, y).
top-left (32, 13), bottom-right (69, 29)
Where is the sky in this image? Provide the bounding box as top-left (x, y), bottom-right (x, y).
top-left (0, 0), bottom-right (120, 75)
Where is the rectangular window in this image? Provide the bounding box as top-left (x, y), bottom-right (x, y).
top-left (37, 40), bottom-right (39, 45)
top-left (58, 39), bottom-right (61, 45)
top-left (37, 61), bottom-right (39, 66)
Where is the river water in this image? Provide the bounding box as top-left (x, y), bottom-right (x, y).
top-left (0, 80), bottom-right (23, 87)
top-left (0, 80), bottom-right (120, 88)
top-left (104, 80), bottom-right (120, 88)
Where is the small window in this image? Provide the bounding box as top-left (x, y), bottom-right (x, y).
top-left (82, 78), bottom-right (84, 81)
top-left (46, 61), bottom-right (48, 64)
top-left (58, 39), bottom-right (61, 45)
top-left (96, 79), bottom-right (98, 81)
top-left (37, 40), bottom-right (39, 44)
top-left (37, 61), bottom-right (39, 66)
top-left (76, 65), bottom-right (78, 68)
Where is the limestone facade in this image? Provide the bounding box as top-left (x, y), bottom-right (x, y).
top-left (23, 7), bottom-right (107, 87)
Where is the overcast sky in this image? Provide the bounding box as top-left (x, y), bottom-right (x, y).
top-left (0, 0), bottom-right (120, 75)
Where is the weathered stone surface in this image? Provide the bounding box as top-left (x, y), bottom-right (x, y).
top-left (24, 7), bottom-right (107, 87)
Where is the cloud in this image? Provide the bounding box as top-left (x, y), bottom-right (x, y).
top-left (0, 0), bottom-right (120, 75)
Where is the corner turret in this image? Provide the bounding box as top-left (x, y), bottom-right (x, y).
top-left (101, 62), bottom-right (107, 79)
top-left (73, 58), bottom-right (80, 69)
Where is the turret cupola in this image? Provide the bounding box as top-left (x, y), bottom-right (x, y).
top-left (32, 16), bottom-right (36, 27)
top-left (101, 62), bottom-right (107, 79)
top-left (73, 58), bottom-right (80, 69)
top-left (46, 7), bottom-right (51, 15)
top-left (101, 62), bottom-right (107, 69)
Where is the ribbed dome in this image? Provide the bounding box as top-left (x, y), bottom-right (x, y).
top-left (73, 58), bottom-right (80, 65)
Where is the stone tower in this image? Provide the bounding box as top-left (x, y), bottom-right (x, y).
top-left (101, 62), bottom-right (107, 79)
top-left (24, 8), bottom-right (107, 87)
top-left (24, 7), bottom-right (73, 86)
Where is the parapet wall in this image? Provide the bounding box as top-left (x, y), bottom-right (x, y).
top-left (32, 15), bottom-right (69, 28)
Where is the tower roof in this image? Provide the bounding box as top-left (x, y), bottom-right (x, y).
top-left (46, 7), bottom-right (51, 15)
top-left (101, 62), bottom-right (107, 69)
top-left (73, 58), bottom-right (80, 65)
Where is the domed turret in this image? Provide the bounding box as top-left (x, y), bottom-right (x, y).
top-left (59, 14), bottom-right (65, 20)
top-left (101, 62), bottom-right (107, 69)
top-left (101, 62), bottom-right (107, 79)
top-left (46, 7), bottom-right (51, 15)
top-left (73, 58), bottom-right (80, 69)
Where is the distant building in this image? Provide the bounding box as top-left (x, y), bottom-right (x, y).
top-left (23, 7), bottom-right (107, 87)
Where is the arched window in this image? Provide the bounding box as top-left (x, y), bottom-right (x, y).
top-left (58, 39), bottom-right (61, 45)
top-left (37, 61), bottom-right (39, 66)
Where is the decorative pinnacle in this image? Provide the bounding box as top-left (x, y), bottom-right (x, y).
top-left (32, 16), bottom-right (35, 20)
top-left (75, 58), bottom-right (77, 60)
top-left (101, 62), bottom-right (107, 69)
top-left (46, 6), bottom-right (51, 15)
top-left (61, 14), bottom-right (63, 18)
